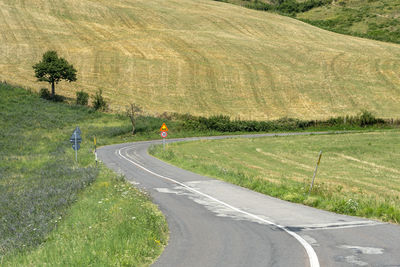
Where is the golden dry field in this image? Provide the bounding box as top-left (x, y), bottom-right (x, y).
top-left (1, 0), bottom-right (400, 119)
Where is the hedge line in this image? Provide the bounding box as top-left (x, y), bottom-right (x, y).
top-left (169, 111), bottom-right (397, 132)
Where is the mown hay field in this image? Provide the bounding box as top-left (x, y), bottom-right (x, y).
top-left (150, 131), bottom-right (400, 222)
top-left (1, 0), bottom-right (400, 119)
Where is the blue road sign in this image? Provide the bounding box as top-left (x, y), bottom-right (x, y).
top-left (69, 136), bottom-right (82, 143)
top-left (70, 132), bottom-right (82, 144)
top-left (70, 127), bottom-right (82, 161)
top-left (72, 143), bottom-right (81, 151)
top-left (75, 126), bottom-right (81, 135)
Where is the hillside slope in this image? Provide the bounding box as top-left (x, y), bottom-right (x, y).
top-left (297, 0), bottom-right (400, 44)
top-left (0, 0), bottom-right (400, 119)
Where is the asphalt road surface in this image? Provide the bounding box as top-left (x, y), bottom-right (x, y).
top-left (98, 133), bottom-right (400, 267)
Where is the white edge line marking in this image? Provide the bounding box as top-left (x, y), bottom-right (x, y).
top-left (297, 220), bottom-right (380, 227)
top-left (118, 145), bottom-right (320, 267)
top-left (299, 223), bottom-right (383, 231)
top-left (293, 221), bottom-right (384, 231)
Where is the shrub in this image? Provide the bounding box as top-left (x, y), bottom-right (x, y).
top-left (358, 110), bottom-right (379, 126)
top-left (39, 88), bottom-right (64, 102)
top-left (52, 94), bottom-right (65, 102)
top-left (76, 90), bottom-right (89, 106)
top-left (277, 0), bottom-right (299, 14)
top-left (135, 116), bottom-right (165, 133)
top-left (39, 88), bottom-right (51, 100)
top-left (92, 89), bottom-right (108, 111)
top-left (206, 115), bottom-right (232, 131)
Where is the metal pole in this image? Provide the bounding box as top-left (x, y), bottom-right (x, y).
top-left (94, 136), bottom-right (97, 167)
top-left (163, 138), bottom-right (165, 150)
top-left (308, 151), bottom-right (322, 196)
top-left (75, 132), bottom-right (78, 162)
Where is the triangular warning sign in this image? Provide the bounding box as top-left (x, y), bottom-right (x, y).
top-left (160, 123), bottom-right (168, 132)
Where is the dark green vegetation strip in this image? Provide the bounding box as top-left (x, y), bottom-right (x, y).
top-left (174, 112), bottom-right (398, 133)
top-left (0, 83), bottom-right (167, 265)
top-left (150, 131), bottom-right (400, 223)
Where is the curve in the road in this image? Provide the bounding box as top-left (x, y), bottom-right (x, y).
top-left (98, 132), bottom-right (400, 267)
top-left (118, 144), bottom-right (319, 267)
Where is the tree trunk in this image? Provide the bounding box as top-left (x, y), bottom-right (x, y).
top-left (51, 81), bottom-right (55, 97)
top-left (131, 119), bottom-right (135, 135)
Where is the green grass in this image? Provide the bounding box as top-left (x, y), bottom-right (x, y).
top-left (150, 130), bottom-right (400, 223)
top-left (0, 83), bottom-right (167, 265)
top-left (1, 0), bottom-right (400, 119)
top-left (2, 167), bottom-right (168, 266)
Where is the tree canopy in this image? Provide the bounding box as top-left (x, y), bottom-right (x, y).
top-left (33, 50), bottom-right (77, 97)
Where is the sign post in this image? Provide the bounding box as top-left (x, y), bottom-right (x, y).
top-left (75, 131), bottom-right (78, 162)
top-left (161, 131), bottom-right (168, 149)
top-left (94, 136), bottom-right (97, 167)
top-left (160, 123), bottom-right (168, 150)
top-left (308, 151), bottom-right (322, 196)
top-left (69, 126), bottom-right (82, 162)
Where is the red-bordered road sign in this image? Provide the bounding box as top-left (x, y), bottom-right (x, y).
top-left (161, 131), bottom-right (168, 138)
top-left (160, 123), bottom-right (168, 132)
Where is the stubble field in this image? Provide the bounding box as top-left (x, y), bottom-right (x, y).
top-left (1, 0), bottom-right (400, 119)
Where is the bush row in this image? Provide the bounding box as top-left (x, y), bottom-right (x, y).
top-left (39, 88), bottom-right (108, 111)
top-left (243, 0), bottom-right (331, 15)
top-left (171, 110), bottom-right (396, 133)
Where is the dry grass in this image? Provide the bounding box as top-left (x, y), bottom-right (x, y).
top-left (150, 130), bottom-right (400, 222)
top-left (1, 0), bottom-right (400, 119)
top-left (153, 131), bottom-right (400, 200)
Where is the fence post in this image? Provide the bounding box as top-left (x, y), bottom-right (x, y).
top-left (308, 151), bottom-right (323, 196)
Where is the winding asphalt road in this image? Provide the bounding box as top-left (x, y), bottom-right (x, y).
top-left (98, 133), bottom-right (400, 267)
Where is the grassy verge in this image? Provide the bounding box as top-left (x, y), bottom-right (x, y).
top-left (2, 167), bottom-right (167, 266)
top-left (150, 130), bottom-right (400, 223)
top-left (0, 83), bottom-right (167, 265)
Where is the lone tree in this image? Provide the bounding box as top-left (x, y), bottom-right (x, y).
top-left (33, 50), bottom-right (77, 98)
top-left (126, 103), bottom-right (142, 135)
